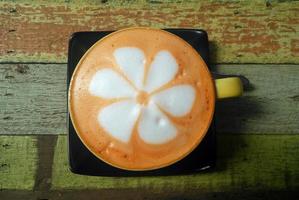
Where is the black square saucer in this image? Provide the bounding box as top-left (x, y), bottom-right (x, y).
top-left (67, 29), bottom-right (216, 176)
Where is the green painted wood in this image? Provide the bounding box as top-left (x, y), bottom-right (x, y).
top-left (0, 0), bottom-right (298, 63)
top-left (51, 134), bottom-right (299, 190)
top-left (1, 189), bottom-right (299, 200)
top-left (0, 64), bottom-right (298, 135)
top-left (1, 134), bottom-right (299, 195)
top-left (0, 136), bottom-right (37, 190)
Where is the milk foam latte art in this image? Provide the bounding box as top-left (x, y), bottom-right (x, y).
top-left (89, 48), bottom-right (196, 144)
top-left (69, 28), bottom-right (215, 170)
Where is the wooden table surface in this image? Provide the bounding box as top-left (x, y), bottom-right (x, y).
top-left (1, 0), bottom-right (299, 199)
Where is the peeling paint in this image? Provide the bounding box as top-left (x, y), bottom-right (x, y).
top-left (0, 0), bottom-right (298, 63)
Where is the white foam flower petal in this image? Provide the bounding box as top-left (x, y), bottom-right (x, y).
top-left (138, 102), bottom-right (177, 144)
top-left (99, 100), bottom-right (141, 143)
top-left (144, 50), bottom-right (178, 93)
top-left (89, 69), bottom-right (136, 99)
top-left (114, 47), bottom-right (145, 90)
top-left (151, 84), bottom-right (196, 117)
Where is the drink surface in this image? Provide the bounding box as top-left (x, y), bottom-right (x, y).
top-left (69, 28), bottom-right (215, 170)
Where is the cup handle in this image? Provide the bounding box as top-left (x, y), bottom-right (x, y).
top-left (214, 77), bottom-right (243, 99)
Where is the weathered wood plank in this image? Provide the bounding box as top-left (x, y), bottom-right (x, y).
top-left (51, 134), bottom-right (299, 190)
top-left (0, 0), bottom-right (298, 63)
top-left (1, 189), bottom-right (299, 200)
top-left (0, 64), bottom-right (67, 135)
top-left (215, 64), bottom-right (299, 134)
top-left (1, 63), bottom-right (298, 135)
top-left (0, 136), bottom-right (37, 190)
top-left (1, 134), bottom-right (299, 195)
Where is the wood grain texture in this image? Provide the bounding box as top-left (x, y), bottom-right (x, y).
top-left (0, 64), bottom-right (66, 135)
top-left (51, 134), bottom-right (299, 190)
top-left (215, 64), bottom-right (299, 134)
top-left (0, 188), bottom-right (299, 200)
top-left (1, 0), bottom-right (299, 63)
top-left (0, 136), bottom-right (37, 190)
top-left (1, 134), bottom-right (299, 195)
top-left (1, 189), bottom-right (299, 200)
top-left (1, 63), bottom-right (298, 135)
